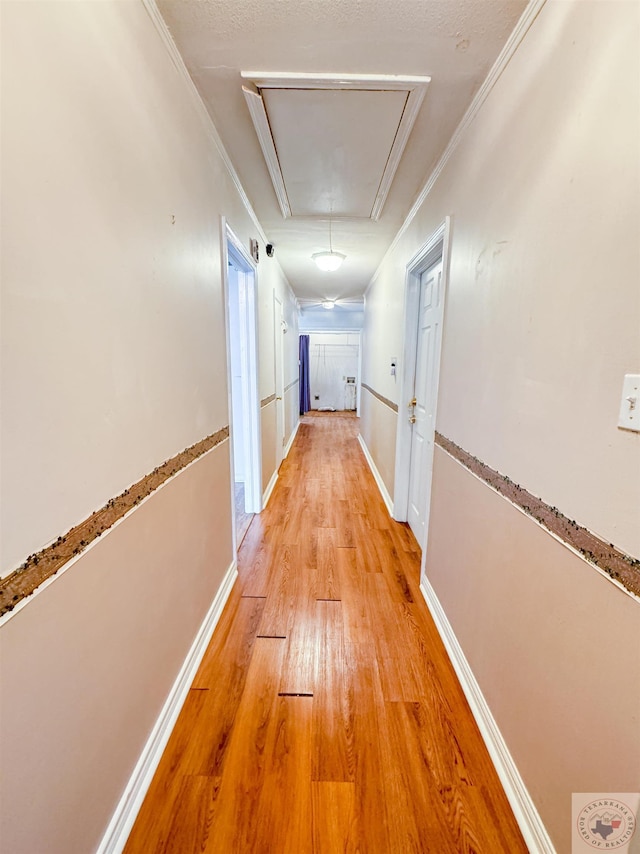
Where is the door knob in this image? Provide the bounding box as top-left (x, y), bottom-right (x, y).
top-left (409, 415), bottom-right (416, 424)
top-left (408, 397), bottom-right (417, 409)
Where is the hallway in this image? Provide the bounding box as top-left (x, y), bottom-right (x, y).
top-left (124, 413), bottom-right (527, 853)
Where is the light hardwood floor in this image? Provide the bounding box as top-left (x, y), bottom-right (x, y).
top-left (124, 412), bottom-right (528, 853)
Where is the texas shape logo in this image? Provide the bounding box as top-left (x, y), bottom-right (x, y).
top-left (575, 798), bottom-right (637, 850)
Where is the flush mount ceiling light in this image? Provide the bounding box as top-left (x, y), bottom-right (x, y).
top-left (312, 219), bottom-right (345, 272)
top-left (322, 300), bottom-right (336, 310)
top-left (313, 252), bottom-right (345, 272)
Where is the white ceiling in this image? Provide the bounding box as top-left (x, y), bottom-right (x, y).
top-left (156, 0), bottom-right (528, 304)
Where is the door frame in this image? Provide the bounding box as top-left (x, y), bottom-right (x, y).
top-left (221, 219), bottom-right (263, 547)
top-left (273, 292), bottom-right (285, 470)
top-left (393, 217), bottom-right (452, 538)
top-left (298, 329), bottom-right (362, 416)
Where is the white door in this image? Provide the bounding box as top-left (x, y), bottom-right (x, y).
top-left (407, 258), bottom-right (443, 548)
top-left (274, 294), bottom-right (285, 468)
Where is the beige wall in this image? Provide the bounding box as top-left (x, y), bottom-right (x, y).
top-left (285, 380), bottom-right (301, 443)
top-left (365, 0), bottom-right (640, 557)
top-left (361, 1), bottom-right (640, 850)
top-left (1, 446), bottom-right (233, 854)
top-left (362, 264), bottom-right (406, 436)
top-left (427, 449), bottom-right (640, 852)
top-left (359, 389), bottom-right (397, 498)
top-left (0, 1), bottom-right (297, 851)
top-left (261, 400), bottom-right (277, 494)
top-left (0, 1), bottom-right (298, 577)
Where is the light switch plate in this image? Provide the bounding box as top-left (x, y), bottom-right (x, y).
top-left (618, 374), bottom-right (640, 432)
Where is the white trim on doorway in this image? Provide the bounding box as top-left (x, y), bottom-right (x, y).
top-left (273, 293), bottom-right (286, 470)
top-left (393, 218), bottom-right (452, 547)
top-left (222, 220), bottom-right (263, 554)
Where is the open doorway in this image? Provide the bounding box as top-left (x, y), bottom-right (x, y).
top-left (300, 332), bottom-right (361, 415)
top-left (223, 222), bottom-right (261, 550)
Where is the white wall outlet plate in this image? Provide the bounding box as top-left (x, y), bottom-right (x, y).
top-left (618, 374), bottom-right (640, 432)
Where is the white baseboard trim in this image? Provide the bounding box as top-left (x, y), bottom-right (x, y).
top-left (262, 470), bottom-right (278, 509)
top-left (283, 419), bottom-right (300, 458)
top-left (357, 434), bottom-right (394, 517)
top-left (97, 560), bottom-right (238, 854)
top-left (419, 575), bottom-right (556, 854)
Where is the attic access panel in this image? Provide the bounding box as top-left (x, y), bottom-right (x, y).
top-left (241, 73), bottom-right (430, 221)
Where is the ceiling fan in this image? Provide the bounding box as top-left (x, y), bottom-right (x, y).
top-left (298, 295), bottom-right (365, 311)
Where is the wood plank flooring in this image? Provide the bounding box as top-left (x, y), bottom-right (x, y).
top-left (124, 412), bottom-right (528, 853)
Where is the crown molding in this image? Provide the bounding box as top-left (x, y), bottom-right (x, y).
top-left (141, 0), bottom-right (268, 244)
top-left (366, 0), bottom-right (548, 294)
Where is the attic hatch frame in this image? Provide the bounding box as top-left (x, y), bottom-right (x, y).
top-left (241, 72), bottom-right (430, 221)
